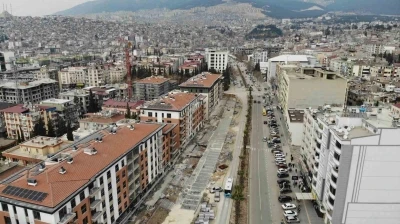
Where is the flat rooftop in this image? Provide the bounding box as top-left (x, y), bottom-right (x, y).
top-left (179, 72), bottom-right (222, 88)
top-left (143, 91), bottom-right (198, 111)
top-left (40, 98), bottom-right (71, 105)
top-left (0, 123), bottom-right (163, 209)
top-left (288, 109), bottom-right (305, 123)
top-left (136, 76), bottom-right (170, 85)
top-left (0, 79), bottom-right (57, 89)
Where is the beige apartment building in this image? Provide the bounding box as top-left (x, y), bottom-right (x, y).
top-left (276, 64), bottom-right (348, 112)
top-left (58, 67), bottom-right (87, 89)
top-left (135, 76), bottom-right (171, 101)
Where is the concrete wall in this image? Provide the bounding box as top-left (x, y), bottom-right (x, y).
top-left (287, 77), bottom-right (347, 109)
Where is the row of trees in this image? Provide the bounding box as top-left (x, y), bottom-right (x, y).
top-left (373, 51), bottom-right (399, 65)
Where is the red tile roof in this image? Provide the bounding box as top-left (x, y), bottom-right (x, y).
top-left (0, 123), bottom-right (163, 208)
top-left (145, 92), bottom-right (198, 111)
top-left (179, 73), bottom-right (222, 88)
top-left (136, 76), bottom-right (170, 84)
top-left (0, 105), bottom-right (30, 113)
top-left (102, 99), bottom-right (145, 109)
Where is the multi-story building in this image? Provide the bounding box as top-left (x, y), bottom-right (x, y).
top-left (140, 90), bottom-right (204, 149)
top-left (205, 48), bottom-right (228, 72)
top-left (106, 66), bottom-right (126, 84)
top-left (59, 89), bottom-right (89, 113)
top-left (58, 67), bottom-right (87, 89)
top-left (0, 102), bottom-right (15, 137)
top-left (0, 123), bottom-right (176, 224)
top-left (2, 136), bottom-right (69, 166)
top-left (40, 98), bottom-right (80, 127)
top-left (33, 66), bottom-right (58, 81)
top-left (135, 76), bottom-right (171, 101)
top-left (0, 51), bottom-right (14, 71)
top-left (0, 79), bottom-right (58, 104)
top-left (301, 105), bottom-right (400, 224)
top-left (78, 110), bottom-right (129, 132)
top-left (276, 64), bottom-right (348, 113)
top-left (267, 54), bottom-right (317, 80)
top-left (0, 104), bottom-right (58, 139)
top-left (87, 66), bottom-right (105, 87)
top-left (179, 72), bottom-right (223, 119)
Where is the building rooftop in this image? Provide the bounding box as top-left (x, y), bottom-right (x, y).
top-left (288, 109), bottom-right (305, 123)
top-left (136, 76), bottom-right (170, 85)
top-left (59, 89), bottom-right (89, 97)
top-left (269, 54), bottom-right (312, 62)
top-left (40, 98), bottom-right (71, 105)
top-left (102, 99), bottom-right (145, 109)
top-left (0, 105), bottom-right (30, 113)
top-left (80, 113), bottom-right (125, 124)
top-left (143, 91), bottom-right (198, 111)
top-left (179, 72), bottom-right (222, 88)
top-left (0, 79), bottom-right (57, 90)
top-left (0, 123), bottom-right (163, 209)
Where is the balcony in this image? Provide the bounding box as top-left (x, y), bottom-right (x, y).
top-left (179, 123), bottom-right (185, 128)
top-left (91, 211), bottom-right (103, 222)
top-left (331, 166), bottom-right (339, 178)
top-left (330, 178), bottom-right (337, 189)
top-left (327, 196), bottom-right (335, 210)
top-left (333, 153), bottom-right (340, 167)
top-left (58, 212), bottom-right (76, 224)
top-left (326, 210), bottom-right (333, 220)
top-left (90, 199), bottom-right (101, 209)
top-left (315, 146), bottom-right (321, 154)
top-left (89, 187), bottom-right (100, 197)
top-left (171, 141), bottom-right (177, 147)
top-left (334, 145), bottom-right (342, 155)
top-left (315, 156), bottom-right (320, 163)
top-left (329, 189), bottom-right (336, 200)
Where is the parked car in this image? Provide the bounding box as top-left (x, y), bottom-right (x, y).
top-left (263, 137), bottom-right (268, 142)
top-left (285, 216), bottom-right (300, 223)
top-left (264, 121), bottom-right (268, 124)
top-left (280, 188), bottom-right (292, 194)
top-left (283, 210), bottom-right (298, 217)
top-left (277, 173), bottom-right (289, 178)
top-left (209, 186), bottom-right (222, 193)
top-left (274, 153), bottom-right (285, 158)
top-left (276, 161), bottom-right (287, 166)
top-left (281, 203), bottom-right (297, 210)
top-left (278, 164), bottom-right (288, 169)
top-left (277, 168), bottom-right (288, 174)
top-left (275, 157), bottom-right (286, 162)
top-left (277, 179), bottom-right (290, 185)
top-left (278, 195), bottom-right (293, 203)
top-left (272, 138), bottom-right (281, 143)
top-left (279, 182), bottom-right (290, 188)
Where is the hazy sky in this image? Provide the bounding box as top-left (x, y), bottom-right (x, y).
top-left (0, 0), bottom-right (91, 16)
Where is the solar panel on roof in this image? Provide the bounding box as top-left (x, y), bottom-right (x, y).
top-left (2, 186), bottom-right (48, 202)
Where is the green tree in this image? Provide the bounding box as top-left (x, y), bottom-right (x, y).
top-left (34, 117), bottom-right (46, 136)
top-left (131, 112), bottom-right (137, 120)
top-left (47, 119), bottom-right (56, 137)
top-left (66, 121), bottom-right (74, 141)
top-left (254, 62), bottom-right (261, 71)
top-left (17, 131), bottom-right (21, 143)
top-left (125, 102), bottom-right (131, 119)
top-left (88, 89), bottom-right (97, 113)
top-left (57, 117), bottom-right (67, 137)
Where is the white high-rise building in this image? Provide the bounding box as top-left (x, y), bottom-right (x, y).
top-left (267, 54), bottom-right (317, 80)
top-left (301, 106), bottom-right (400, 224)
top-left (205, 48), bottom-right (228, 72)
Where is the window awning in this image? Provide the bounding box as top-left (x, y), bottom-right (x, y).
top-left (295, 193), bottom-right (314, 200)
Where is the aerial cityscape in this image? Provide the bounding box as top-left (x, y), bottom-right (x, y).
top-left (0, 0), bottom-right (399, 224)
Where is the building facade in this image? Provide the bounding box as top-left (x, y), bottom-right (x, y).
top-left (179, 72), bottom-right (223, 119)
top-left (134, 76), bottom-right (171, 101)
top-left (0, 123), bottom-right (175, 224)
top-left (58, 67), bottom-right (87, 89)
top-left (205, 49), bottom-right (228, 73)
top-left (59, 90), bottom-right (89, 114)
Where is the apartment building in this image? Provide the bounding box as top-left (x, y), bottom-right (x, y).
top-left (0, 79), bottom-right (59, 104)
top-left (140, 91), bottom-right (204, 149)
top-left (2, 136), bottom-right (69, 166)
top-left (0, 123), bottom-right (175, 224)
top-left (179, 72), bottom-right (223, 119)
top-left (79, 110), bottom-right (128, 132)
top-left (40, 98), bottom-right (80, 127)
top-left (205, 48), bottom-right (228, 72)
top-left (87, 66), bottom-right (105, 87)
top-left (107, 66), bottom-right (126, 84)
top-left (276, 64), bottom-right (348, 113)
top-left (59, 89), bottom-right (89, 113)
top-left (135, 76), bottom-right (171, 101)
top-left (0, 102), bottom-right (15, 137)
top-left (301, 106), bottom-right (400, 224)
top-left (33, 67), bottom-right (58, 81)
top-left (0, 104), bottom-right (58, 140)
top-left (58, 67), bottom-right (87, 89)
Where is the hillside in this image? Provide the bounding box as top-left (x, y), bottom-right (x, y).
top-left (56, 0), bottom-right (400, 17)
top-left (246, 25), bottom-right (283, 40)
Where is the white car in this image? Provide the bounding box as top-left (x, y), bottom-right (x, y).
top-left (281, 203), bottom-right (297, 210)
top-left (277, 168), bottom-right (288, 174)
top-left (285, 216), bottom-right (300, 223)
top-left (275, 157), bottom-right (286, 162)
top-left (274, 153), bottom-right (285, 158)
top-left (283, 210), bottom-right (298, 217)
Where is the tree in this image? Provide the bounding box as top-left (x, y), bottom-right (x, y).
top-left (383, 51), bottom-right (387, 59)
top-left (254, 62), bottom-right (261, 71)
top-left (34, 117), bottom-right (46, 136)
top-left (88, 89), bottom-right (97, 113)
top-left (47, 119), bottom-right (56, 137)
top-left (168, 66), bottom-right (172, 76)
top-left (131, 112), bottom-right (137, 120)
top-left (125, 102), bottom-right (131, 119)
top-left (57, 117), bottom-right (67, 137)
top-left (66, 121), bottom-right (74, 141)
top-left (208, 68), bottom-right (219, 74)
top-left (17, 131), bottom-right (21, 143)
top-left (364, 31), bottom-right (367, 37)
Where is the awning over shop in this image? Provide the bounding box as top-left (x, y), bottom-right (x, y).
top-left (295, 193), bottom-right (314, 200)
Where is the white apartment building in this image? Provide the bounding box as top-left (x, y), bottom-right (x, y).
top-left (367, 44), bottom-right (396, 56)
top-left (267, 54), bottom-right (317, 80)
top-left (107, 66), bottom-right (126, 84)
top-left (276, 65), bottom-right (348, 113)
top-left (0, 123), bottom-right (172, 224)
top-left (205, 48), bottom-right (228, 72)
top-left (248, 50), bottom-right (268, 73)
top-left (0, 51), bottom-right (14, 71)
top-left (33, 66), bottom-right (58, 80)
top-left (58, 67), bottom-right (87, 89)
top-left (59, 89), bottom-right (89, 113)
top-left (302, 106), bottom-right (400, 224)
top-left (0, 79), bottom-right (59, 104)
top-left (87, 66), bottom-right (105, 87)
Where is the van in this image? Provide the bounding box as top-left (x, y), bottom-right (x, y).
top-left (214, 192), bottom-right (220, 202)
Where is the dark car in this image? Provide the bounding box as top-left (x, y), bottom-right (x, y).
top-left (264, 121), bottom-right (268, 124)
top-left (278, 195), bottom-right (293, 203)
top-left (254, 100), bottom-right (257, 103)
top-left (272, 138), bottom-right (281, 143)
top-left (270, 124), bottom-right (278, 128)
top-left (277, 173), bottom-right (289, 178)
top-left (278, 164), bottom-right (288, 169)
top-left (279, 182), bottom-right (291, 188)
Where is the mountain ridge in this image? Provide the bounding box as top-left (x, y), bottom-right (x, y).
top-left (55, 0), bottom-right (400, 17)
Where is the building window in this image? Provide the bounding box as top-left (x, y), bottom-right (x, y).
top-left (148, 112), bottom-right (153, 117)
top-left (33, 211), bottom-right (41, 220)
top-left (1, 203), bottom-right (8, 211)
top-left (118, 197), bottom-right (121, 204)
top-left (108, 182), bottom-right (112, 190)
top-left (71, 198), bottom-right (76, 208)
top-left (109, 194), bottom-right (113, 202)
top-left (111, 216), bottom-right (115, 223)
top-left (167, 113), bottom-right (171, 118)
top-left (124, 201), bottom-right (128, 208)
top-left (107, 171), bottom-right (111, 179)
top-left (83, 217), bottom-right (88, 224)
top-left (103, 212), bottom-right (107, 219)
top-left (122, 170), bottom-right (126, 177)
top-left (81, 205), bottom-right (87, 214)
top-left (101, 189), bottom-right (105, 196)
top-left (118, 207), bottom-right (122, 214)
top-left (4, 217), bottom-right (11, 224)
top-left (99, 177), bottom-right (104, 185)
top-left (115, 164), bottom-right (119, 172)
top-left (117, 186), bottom-right (121, 194)
top-left (79, 191), bottom-right (85, 201)
top-left (121, 160), bottom-right (125, 167)
top-left (124, 192), bottom-right (127, 199)
top-left (123, 181), bottom-right (127, 188)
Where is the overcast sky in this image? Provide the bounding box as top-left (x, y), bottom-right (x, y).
top-left (0, 0), bottom-right (91, 16)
